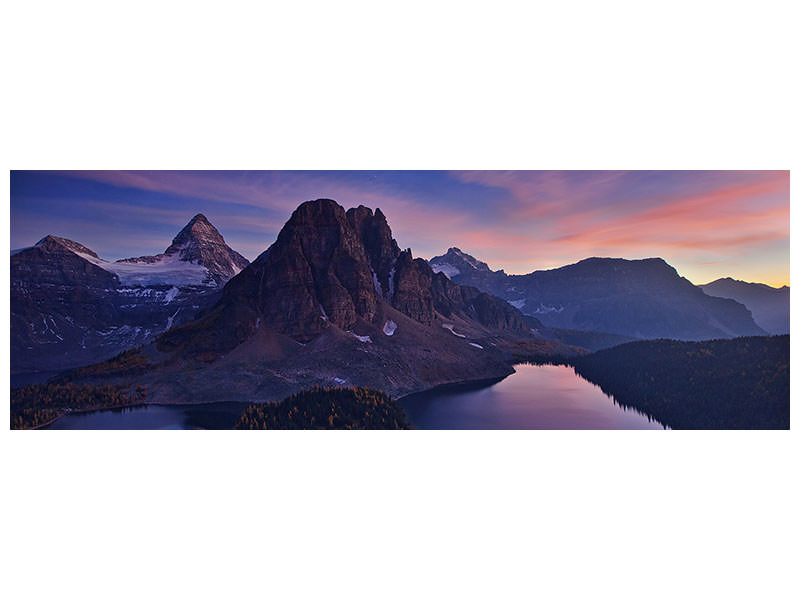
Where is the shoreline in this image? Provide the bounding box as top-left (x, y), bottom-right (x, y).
top-left (395, 373), bottom-right (509, 403)
top-left (34, 398), bottom-right (253, 430)
top-left (24, 370), bottom-right (518, 429)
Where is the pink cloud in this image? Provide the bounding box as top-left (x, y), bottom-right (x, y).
top-left (49, 170), bottom-right (789, 285)
top-left (551, 176), bottom-right (788, 252)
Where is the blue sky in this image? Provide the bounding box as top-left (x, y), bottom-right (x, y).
top-left (10, 170), bottom-right (790, 286)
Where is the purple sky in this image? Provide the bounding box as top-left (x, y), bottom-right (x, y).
top-left (10, 170), bottom-right (790, 287)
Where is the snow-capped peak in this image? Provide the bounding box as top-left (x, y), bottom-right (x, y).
top-left (19, 216), bottom-right (249, 288)
top-left (117, 214), bottom-right (249, 284)
top-left (446, 248), bottom-right (490, 271)
top-left (429, 247), bottom-right (492, 278)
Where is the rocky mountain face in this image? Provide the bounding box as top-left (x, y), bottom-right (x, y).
top-left (10, 216), bottom-right (248, 376)
top-left (700, 278), bottom-right (789, 334)
top-left (429, 250), bottom-right (765, 341)
top-left (84, 199), bottom-right (566, 404)
top-left (161, 200), bottom-right (535, 356)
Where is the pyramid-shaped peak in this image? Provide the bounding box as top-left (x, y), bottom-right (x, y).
top-left (187, 213), bottom-right (211, 226)
top-left (116, 213), bottom-right (248, 284)
top-left (182, 213), bottom-right (219, 234)
top-left (168, 214), bottom-right (226, 250)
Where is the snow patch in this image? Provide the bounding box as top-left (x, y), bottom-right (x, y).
top-left (40, 315), bottom-right (64, 341)
top-left (165, 309), bottom-right (180, 330)
top-left (332, 377), bottom-right (347, 385)
top-left (387, 266), bottom-right (396, 299)
top-left (460, 253), bottom-right (484, 270)
top-left (509, 299), bottom-right (526, 309)
top-left (469, 342), bottom-right (484, 349)
top-left (533, 303), bottom-right (564, 314)
top-left (118, 287), bottom-right (157, 297)
top-left (348, 331), bottom-right (372, 343)
top-left (431, 263), bottom-right (460, 279)
top-left (442, 323), bottom-right (466, 338)
top-left (76, 251), bottom-right (214, 287)
top-left (383, 320), bottom-right (397, 336)
top-left (371, 270), bottom-right (383, 296)
top-left (163, 286), bottom-right (180, 304)
top-left (320, 304), bottom-right (329, 321)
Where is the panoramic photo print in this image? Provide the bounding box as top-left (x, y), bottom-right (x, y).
top-left (9, 170), bottom-right (790, 429)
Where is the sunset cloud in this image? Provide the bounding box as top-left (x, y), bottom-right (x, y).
top-left (11, 170), bottom-right (790, 287)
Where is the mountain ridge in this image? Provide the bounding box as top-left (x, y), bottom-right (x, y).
top-left (429, 249), bottom-right (765, 341)
top-left (700, 277), bottom-right (789, 334)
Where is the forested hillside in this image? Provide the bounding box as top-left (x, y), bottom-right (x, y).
top-left (235, 387), bottom-right (410, 430)
top-left (571, 336), bottom-right (789, 429)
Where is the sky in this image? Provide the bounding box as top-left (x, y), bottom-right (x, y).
top-left (10, 170), bottom-right (790, 287)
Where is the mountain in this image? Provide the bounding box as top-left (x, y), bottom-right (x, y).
top-left (62, 199), bottom-right (575, 404)
top-left (429, 250), bottom-right (765, 341)
top-left (700, 278), bottom-right (789, 334)
top-left (10, 215), bottom-right (248, 376)
top-left (116, 214), bottom-right (249, 285)
top-left (429, 247), bottom-right (497, 279)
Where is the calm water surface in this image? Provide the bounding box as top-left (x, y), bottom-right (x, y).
top-left (47, 364), bottom-right (663, 429)
top-left (398, 364), bottom-right (665, 429)
top-left (48, 402), bottom-right (251, 430)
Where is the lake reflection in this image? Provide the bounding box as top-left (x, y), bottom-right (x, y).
top-left (47, 364), bottom-right (664, 430)
top-left (48, 402), bottom-right (251, 430)
top-left (398, 363), bottom-right (665, 430)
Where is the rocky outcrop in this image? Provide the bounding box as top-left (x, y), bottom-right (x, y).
top-left (346, 205), bottom-right (400, 298)
top-left (222, 200), bottom-right (380, 341)
top-left (392, 250), bottom-right (436, 324)
top-left (430, 272), bottom-right (535, 332)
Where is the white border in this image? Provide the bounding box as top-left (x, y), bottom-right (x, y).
top-left (2, 2), bottom-right (797, 599)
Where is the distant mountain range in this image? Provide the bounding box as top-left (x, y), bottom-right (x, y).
top-left (11, 215), bottom-right (248, 375)
top-left (429, 248), bottom-right (767, 341)
top-left (700, 278), bottom-right (789, 334)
